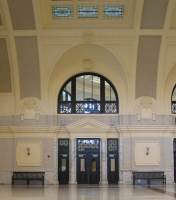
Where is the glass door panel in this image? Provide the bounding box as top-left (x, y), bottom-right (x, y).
top-left (77, 138), bottom-right (100, 184)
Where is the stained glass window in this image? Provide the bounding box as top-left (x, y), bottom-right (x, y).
top-left (52, 4), bottom-right (125, 19)
top-left (77, 139), bottom-right (100, 152)
top-left (108, 139), bottom-right (118, 152)
top-left (52, 6), bottom-right (72, 17)
top-left (104, 5), bottom-right (124, 17)
top-left (58, 73), bottom-right (119, 114)
top-left (172, 84), bottom-right (176, 114)
top-left (78, 6), bottom-right (98, 18)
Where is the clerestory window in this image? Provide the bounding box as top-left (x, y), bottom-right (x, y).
top-left (57, 73), bottom-right (119, 114)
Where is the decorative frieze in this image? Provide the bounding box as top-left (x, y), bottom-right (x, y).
top-left (0, 114), bottom-right (175, 128)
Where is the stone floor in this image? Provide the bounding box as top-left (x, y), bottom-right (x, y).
top-left (0, 184), bottom-right (176, 200)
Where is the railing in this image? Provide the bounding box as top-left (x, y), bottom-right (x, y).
top-left (58, 101), bottom-right (118, 114)
top-left (0, 114), bottom-right (175, 127)
top-left (172, 101), bottom-right (176, 114)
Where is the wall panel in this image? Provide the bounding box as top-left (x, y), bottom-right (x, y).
top-left (0, 39), bottom-right (12, 93)
top-left (0, 139), bottom-right (13, 171)
top-left (15, 37), bottom-right (41, 99)
top-left (135, 36), bottom-right (161, 98)
top-left (141, 0), bottom-right (168, 29)
top-left (7, 0), bottom-right (36, 30)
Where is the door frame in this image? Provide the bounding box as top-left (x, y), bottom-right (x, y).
top-left (76, 138), bottom-right (101, 184)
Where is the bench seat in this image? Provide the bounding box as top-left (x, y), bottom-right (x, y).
top-left (133, 171), bottom-right (166, 185)
top-left (12, 172), bottom-right (45, 185)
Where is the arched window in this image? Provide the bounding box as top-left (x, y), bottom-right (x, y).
top-left (57, 73), bottom-right (119, 114)
top-left (172, 84), bottom-right (176, 114)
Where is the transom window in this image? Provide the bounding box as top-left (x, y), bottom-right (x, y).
top-left (172, 84), bottom-right (176, 114)
top-left (58, 73), bottom-right (119, 114)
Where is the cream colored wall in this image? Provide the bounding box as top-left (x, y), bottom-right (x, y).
top-left (46, 42), bottom-right (132, 114)
top-left (42, 33), bottom-right (176, 115)
top-left (0, 35), bottom-right (175, 116)
top-left (0, 0), bottom-right (176, 116)
top-left (0, 0), bottom-right (176, 185)
top-left (157, 38), bottom-right (176, 114)
top-left (0, 94), bottom-right (15, 115)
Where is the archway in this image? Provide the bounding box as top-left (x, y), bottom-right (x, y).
top-left (48, 44), bottom-right (128, 114)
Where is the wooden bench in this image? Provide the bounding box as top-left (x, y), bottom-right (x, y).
top-left (12, 172), bottom-right (45, 185)
top-left (133, 171), bottom-right (166, 185)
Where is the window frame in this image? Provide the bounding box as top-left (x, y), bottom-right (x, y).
top-left (57, 72), bottom-right (119, 114)
top-left (171, 84), bottom-right (176, 114)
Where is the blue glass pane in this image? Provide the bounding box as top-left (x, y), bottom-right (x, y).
top-left (104, 5), bottom-right (124, 17)
top-left (78, 6), bottom-right (98, 18)
top-left (52, 6), bottom-right (72, 17)
top-left (76, 102), bottom-right (101, 114)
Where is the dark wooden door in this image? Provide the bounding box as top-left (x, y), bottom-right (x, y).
top-left (88, 155), bottom-right (100, 184)
top-left (58, 139), bottom-right (69, 184)
top-left (77, 138), bottom-right (100, 184)
top-left (107, 138), bottom-right (119, 184)
top-left (174, 139), bottom-right (176, 183)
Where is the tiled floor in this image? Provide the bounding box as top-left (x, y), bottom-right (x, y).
top-left (0, 185), bottom-right (176, 200)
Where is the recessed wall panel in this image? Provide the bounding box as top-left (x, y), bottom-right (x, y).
top-left (135, 36), bottom-right (161, 98)
top-left (14, 138), bottom-right (55, 171)
top-left (0, 139), bottom-right (13, 171)
top-left (0, 39), bottom-right (12, 93)
top-left (141, 0), bottom-right (168, 29)
top-left (0, 14), bottom-right (2, 25)
top-left (16, 142), bottom-right (42, 166)
top-left (135, 142), bottom-right (160, 165)
top-left (15, 37), bottom-right (41, 99)
top-left (7, 0), bottom-right (36, 30)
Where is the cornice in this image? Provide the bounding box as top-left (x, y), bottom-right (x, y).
top-left (10, 126), bottom-right (57, 133)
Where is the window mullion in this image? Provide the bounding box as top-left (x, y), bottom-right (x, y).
top-left (92, 75), bottom-right (93, 99)
top-left (100, 78), bottom-right (105, 113)
top-left (83, 75), bottom-right (85, 100)
top-left (72, 79), bottom-right (76, 113)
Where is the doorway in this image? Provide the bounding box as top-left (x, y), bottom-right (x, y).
top-left (174, 139), bottom-right (176, 183)
top-left (58, 139), bottom-right (69, 184)
top-left (77, 138), bottom-right (100, 184)
top-left (107, 138), bottom-right (119, 184)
